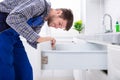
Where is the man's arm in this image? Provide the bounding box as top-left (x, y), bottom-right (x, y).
top-left (37, 36), bottom-right (56, 48)
top-left (6, 0), bottom-right (45, 43)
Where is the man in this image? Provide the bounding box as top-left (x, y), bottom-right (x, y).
top-left (0, 0), bottom-right (73, 80)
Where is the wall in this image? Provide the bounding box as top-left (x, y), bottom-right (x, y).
top-left (0, 0), bottom-right (3, 2)
top-left (85, 0), bottom-right (104, 34)
top-left (104, 0), bottom-right (120, 32)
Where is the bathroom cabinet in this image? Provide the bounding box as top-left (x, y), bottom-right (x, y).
top-left (108, 45), bottom-right (120, 80)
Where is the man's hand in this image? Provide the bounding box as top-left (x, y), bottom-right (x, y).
top-left (37, 36), bottom-right (56, 48)
top-left (51, 38), bottom-right (56, 48)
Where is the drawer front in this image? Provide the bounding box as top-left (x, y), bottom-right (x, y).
top-left (41, 52), bottom-right (107, 70)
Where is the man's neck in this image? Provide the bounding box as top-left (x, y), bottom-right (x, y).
top-left (44, 8), bottom-right (53, 21)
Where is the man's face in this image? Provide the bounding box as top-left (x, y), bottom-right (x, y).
top-left (47, 14), bottom-right (67, 29)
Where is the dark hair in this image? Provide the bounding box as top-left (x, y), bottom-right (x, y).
top-left (57, 8), bottom-right (74, 31)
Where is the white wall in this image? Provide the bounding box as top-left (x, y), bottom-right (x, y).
top-left (104, 0), bottom-right (120, 32)
top-left (85, 0), bottom-right (104, 34)
top-left (0, 0), bottom-right (3, 2)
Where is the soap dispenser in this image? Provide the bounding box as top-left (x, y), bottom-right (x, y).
top-left (115, 21), bottom-right (120, 32)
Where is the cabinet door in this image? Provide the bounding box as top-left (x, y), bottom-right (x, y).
top-left (108, 45), bottom-right (120, 80)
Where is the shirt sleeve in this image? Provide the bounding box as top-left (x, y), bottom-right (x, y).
top-left (6, 0), bottom-right (45, 43)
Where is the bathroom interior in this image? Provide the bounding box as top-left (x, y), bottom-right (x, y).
top-left (17, 0), bottom-right (120, 80)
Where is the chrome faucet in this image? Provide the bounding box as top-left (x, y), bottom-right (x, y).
top-left (103, 14), bottom-right (113, 33)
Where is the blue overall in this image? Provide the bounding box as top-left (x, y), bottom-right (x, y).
top-left (0, 12), bottom-right (44, 80)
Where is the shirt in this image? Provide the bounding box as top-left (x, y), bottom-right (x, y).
top-left (0, 0), bottom-right (51, 48)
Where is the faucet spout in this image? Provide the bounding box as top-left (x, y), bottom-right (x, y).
top-left (103, 14), bottom-right (113, 33)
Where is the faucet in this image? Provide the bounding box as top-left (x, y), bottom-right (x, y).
top-left (103, 14), bottom-right (113, 33)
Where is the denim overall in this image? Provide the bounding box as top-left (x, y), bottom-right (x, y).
top-left (0, 12), bottom-right (33, 80)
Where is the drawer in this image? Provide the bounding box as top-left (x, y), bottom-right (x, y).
top-left (41, 51), bottom-right (107, 70)
top-left (39, 42), bottom-right (107, 70)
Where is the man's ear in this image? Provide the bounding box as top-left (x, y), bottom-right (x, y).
top-left (56, 10), bottom-right (62, 15)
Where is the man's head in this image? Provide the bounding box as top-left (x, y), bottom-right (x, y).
top-left (46, 8), bottom-right (73, 31)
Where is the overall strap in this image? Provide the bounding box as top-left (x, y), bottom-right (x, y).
top-left (0, 12), bottom-right (10, 32)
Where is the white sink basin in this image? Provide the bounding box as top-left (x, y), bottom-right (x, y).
top-left (99, 33), bottom-right (120, 44)
top-left (77, 32), bottom-right (120, 44)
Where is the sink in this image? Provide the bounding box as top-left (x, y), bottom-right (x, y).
top-left (77, 32), bottom-right (120, 44)
top-left (100, 33), bottom-right (120, 44)
top-left (38, 41), bottom-right (107, 70)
